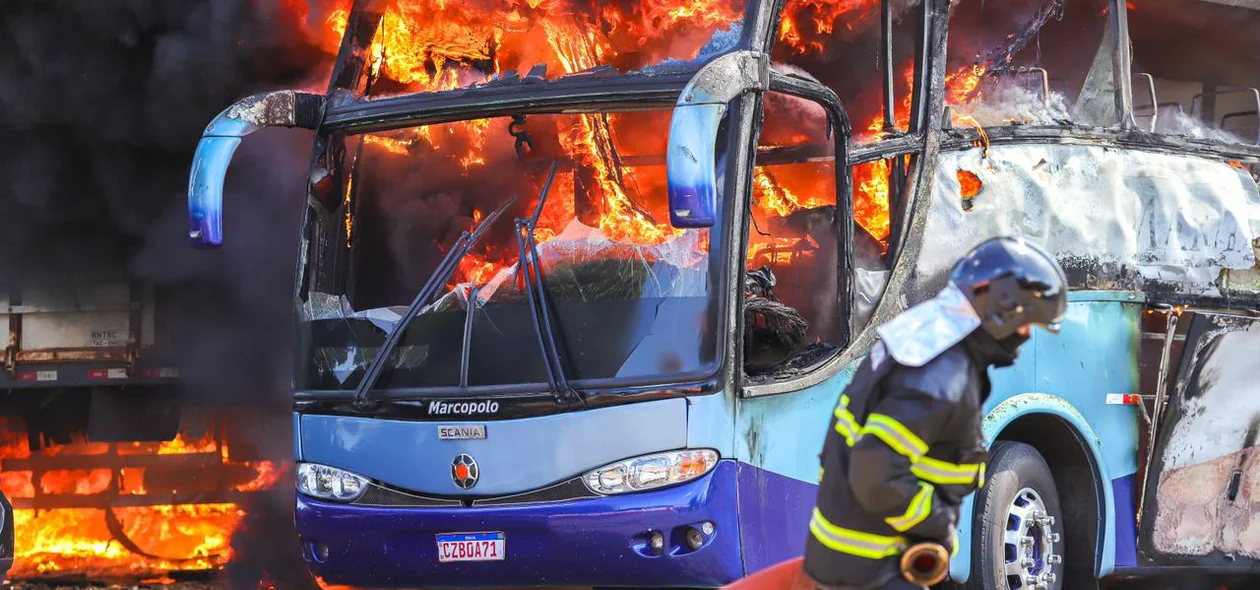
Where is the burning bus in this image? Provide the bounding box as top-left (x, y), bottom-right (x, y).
top-left (186, 0), bottom-right (1260, 587)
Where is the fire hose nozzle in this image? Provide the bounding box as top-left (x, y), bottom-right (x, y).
top-left (900, 542), bottom-right (950, 586)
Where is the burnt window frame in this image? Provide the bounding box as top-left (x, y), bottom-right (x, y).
top-left (929, 0), bottom-right (1260, 156)
top-left (293, 100), bottom-right (743, 402)
top-left (893, 0), bottom-right (1260, 309)
top-left (1124, 1), bottom-right (1260, 149)
top-left (736, 0), bottom-right (1260, 404)
top-left (737, 79), bottom-right (852, 388)
top-left (941, 0), bottom-right (1129, 133)
top-left (739, 0), bottom-right (940, 398)
top-left (286, 0), bottom-right (782, 414)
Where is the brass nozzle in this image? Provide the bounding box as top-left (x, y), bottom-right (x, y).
top-left (900, 542), bottom-right (950, 586)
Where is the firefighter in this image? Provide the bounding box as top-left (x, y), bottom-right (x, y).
top-left (803, 236), bottom-right (1068, 590)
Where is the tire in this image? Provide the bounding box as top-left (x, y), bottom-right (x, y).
top-left (958, 441), bottom-right (1064, 590)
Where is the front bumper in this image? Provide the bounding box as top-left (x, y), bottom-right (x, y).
top-left (296, 460), bottom-right (743, 588)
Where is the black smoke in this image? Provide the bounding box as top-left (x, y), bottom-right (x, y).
top-left (1, 2), bottom-right (330, 588)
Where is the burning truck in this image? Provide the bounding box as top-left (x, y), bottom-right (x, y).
top-left (187, 0), bottom-right (1260, 587)
top-left (0, 275), bottom-right (287, 582)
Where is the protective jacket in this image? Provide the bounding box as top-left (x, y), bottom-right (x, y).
top-left (802, 328), bottom-right (1011, 589)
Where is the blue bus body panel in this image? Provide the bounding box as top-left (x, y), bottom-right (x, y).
top-left (297, 460), bottom-right (744, 588)
top-left (687, 391), bottom-right (737, 458)
top-left (734, 364), bottom-right (860, 571)
top-left (299, 397), bottom-right (687, 496)
top-left (948, 294), bottom-right (1142, 580)
top-left (735, 462), bottom-right (821, 574)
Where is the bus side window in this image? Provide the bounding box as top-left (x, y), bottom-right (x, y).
top-left (946, 0), bottom-right (1117, 128)
top-left (743, 92), bottom-right (843, 376)
top-left (1128, 3), bottom-right (1260, 144)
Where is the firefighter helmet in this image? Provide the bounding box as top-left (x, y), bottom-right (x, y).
top-left (950, 236), bottom-right (1068, 340)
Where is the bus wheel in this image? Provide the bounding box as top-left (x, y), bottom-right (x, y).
top-left (964, 441), bottom-right (1063, 590)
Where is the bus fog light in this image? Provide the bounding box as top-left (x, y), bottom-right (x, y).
top-left (582, 449), bottom-right (719, 495)
top-left (684, 527), bottom-right (705, 550)
top-left (650, 531), bottom-right (664, 552)
top-left (297, 462), bottom-right (368, 502)
top-left (701, 521), bottom-right (715, 535)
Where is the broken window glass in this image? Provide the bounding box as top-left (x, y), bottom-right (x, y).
top-left (771, 0), bottom-right (922, 142)
top-left (768, 2), bottom-right (922, 266)
top-left (743, 91), bottom-right (859, 375)
top-left (946, 0), bottom-right (1118, 129)
top-left (1129, 0), bottom-right (1260, 145)
top-left (295, 110), bottom-right (723, 392)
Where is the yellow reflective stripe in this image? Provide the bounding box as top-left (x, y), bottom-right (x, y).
top-left (818, 466), bottom-right (825, 482)
top-left (861, 414), bottom-right (928, 460)
top-left (951, 531), bottom-right (959, 556)
top-left (911, 455), bottom-right (983, 485)
top-left (833, 395), bottom-right (860, 446)
top-left (833, 398), bottom-right (986, 489)
top-left (885, 482), bottom-right (934, 532)
top-left (834, 419), bottom-right (857, 446)
top-left (809, 509), bottom-right (907, 560)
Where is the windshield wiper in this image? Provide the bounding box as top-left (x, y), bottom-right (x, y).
top-left (515, 161), bottom-right (584, 408)
top-left (352, 194), bottom-right (519, 408)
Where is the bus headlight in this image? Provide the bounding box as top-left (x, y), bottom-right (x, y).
top-left (297, 462), bottom-right (368, 502)
top-left (583, 449), bottom-right (719, 495)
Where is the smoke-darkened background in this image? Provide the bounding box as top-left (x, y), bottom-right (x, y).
top-left (1, 2), bottom-right (331, 587)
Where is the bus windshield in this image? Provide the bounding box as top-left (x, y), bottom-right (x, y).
top-left (297, 109), bottom-right (722, 393)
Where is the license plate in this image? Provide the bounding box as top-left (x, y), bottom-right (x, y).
top-left (436, 532), bottom-right (505, 562)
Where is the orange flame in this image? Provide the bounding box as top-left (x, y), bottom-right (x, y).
top-left (324, 0), bottom-right (738, 285)
top-left (0, 428), bottom-right (289, 581)
top-left (958, 169), bottom-right (983, 199)
top-left (853, 159), bottom-right (891, 240)
top-left (777, 0), bottom-right (881, 56)
top-left (325, 0), bottom-right (741, 94)
top-left (12, 505), bottom-right (244, 579)
top-left (325, 0), bottom-right (996, 290)
top-left (316, 575), bottom-right (361, 590)
top-left (847, 62), bottom-right (986, 240)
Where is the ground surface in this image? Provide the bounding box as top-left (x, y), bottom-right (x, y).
top-left (5, 585), bottom-right (218, 590)
top-left (6, 577), bottom-right (1259, 589)
top-left (3, 582), bottom-right (594, 587)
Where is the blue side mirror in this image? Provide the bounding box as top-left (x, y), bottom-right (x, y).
top-left (188, 91), bottom-right (324, 248)
top-left (666, 51), bottom-right (768, 228)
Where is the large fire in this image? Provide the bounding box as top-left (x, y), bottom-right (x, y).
top-left (0, 418), bottom-right (286, 581)
top-left (0, 2), bottom-right (1002, 585)
top-left (325, 0), bottom-right (743, 91)
top-left (324, 0), bottom-right (746, 286)
top-left (318, 0), bottom-right (992, 286)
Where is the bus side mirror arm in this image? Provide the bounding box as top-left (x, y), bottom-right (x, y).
top-left (666, 51), bottom-right (769, 228)
top-left (188, 91), bottom-right (325, 248)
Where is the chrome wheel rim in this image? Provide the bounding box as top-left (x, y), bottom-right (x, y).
top-left (1002, 487), bottom-right (1060, 589)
